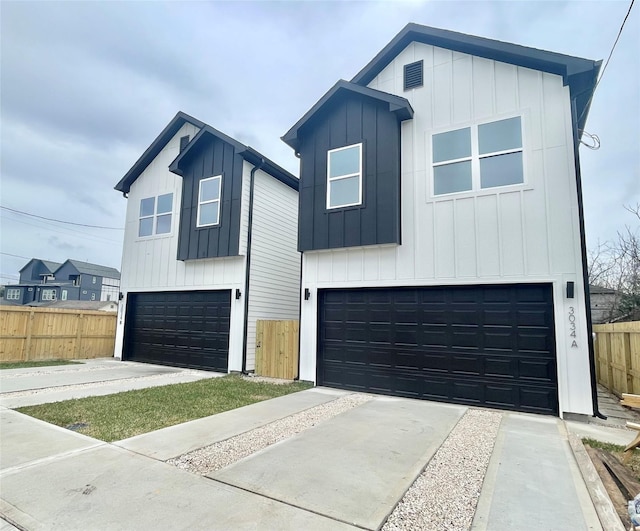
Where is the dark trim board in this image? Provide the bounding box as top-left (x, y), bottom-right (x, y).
top-left (317, 283), bottom-right (559, 415)
top-left (123, 290), bottom-right (231, 372)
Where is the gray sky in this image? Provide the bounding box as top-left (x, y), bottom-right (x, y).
top-left (1, 0), bottom-right (638, 284)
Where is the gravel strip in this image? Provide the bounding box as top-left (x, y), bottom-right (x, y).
top-left (167, 392), bottom-right (373, 474)
top-left (0, 371), bottom-right (205, 398)
top-left (382, 409), bottom-right (503, 531)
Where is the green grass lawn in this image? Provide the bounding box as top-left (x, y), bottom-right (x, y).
top-left (0, 359), bottom-right (83, 370)
top-left (17, 374), bottom-right (312, 442)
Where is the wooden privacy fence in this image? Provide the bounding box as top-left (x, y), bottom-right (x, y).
top-left (0, 306), bottom-right (117, 362)
top-left (594, 321), bottom-right (640, 396)
top-left (255, 320), bottom-right (299, 379)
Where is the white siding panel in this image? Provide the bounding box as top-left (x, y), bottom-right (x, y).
top-left (495, 61), bottom-right (518, 114)
top-left (546, 146), bottom-right (576, 274)
top-left (347, 249), bottom-right (363, 281)
top-left (435, 201), bottom-right (455, 277)
top-left (245, 171), bottom-right (300, 371)
top-left (454, 197), bottom-right (477, 277)
top-left (517, 68), bottom-right (544, 151)
top-left (363, 247), bottom-right (379, 281)
top-left (476, 195), bottom-right (500, 277)
top-left (523, 188), bottom-right (550, 275)
top-left (542, 73), bottom-right (568, 149)
top-left (432, 62), bottom-right (452, 128)
top-left (499, 192), bottom-right (525, 276)
top-left (472, 57), bottom-right (495, 119)
top-left (452, 56), bottom-right (472, 125)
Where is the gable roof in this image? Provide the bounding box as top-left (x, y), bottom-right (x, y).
top-left (18, 258), bottom-right (61, 274)
top-left (282, 80), bottom-right (414, 152)
top-left (56, 259), bottom-right (121, 280)
top-left (115, 111), bottom-right (205, 194)
top-left (351, 23), bottom-right (600, 131)
top-left (170, 125), bottom-right (299, 191)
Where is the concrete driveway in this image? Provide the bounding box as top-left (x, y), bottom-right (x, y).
top-left (0, 360), bottom-right (626, 530)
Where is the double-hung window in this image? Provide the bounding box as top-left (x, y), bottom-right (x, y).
top-left (6, 288), bottom-right (20, 300)
top-left (197, 176), bottom-right (222, 227)
top-left (432, 116), bottom-right (523, 196)
top-left (41, 289), bottom-right (56, 301)
top-left (138, 193), bottom-right (173, 237)
top-left (327, 143), bottom-right (362, 209)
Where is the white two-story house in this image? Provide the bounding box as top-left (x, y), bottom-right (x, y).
top-left (283, 24), bottom-right (601, 417)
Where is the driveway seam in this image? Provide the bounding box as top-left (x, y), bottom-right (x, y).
top-left (204, 476), bottom-right (365, 530)
top-left (0, 443), bottom-right (106, 478)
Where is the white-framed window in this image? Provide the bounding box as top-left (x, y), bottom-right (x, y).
top-left (6, 288), bottom-right (20, 300)
top-left (42, 289), bottom-right (56, 301)
top-left (327, 143), bottom-right (363, 209)
top-left (61, 290), bottom-right (68, 301)
top-left (432, 116), bottom-right (523, 196)
top-left (197, 176), bottom-right (222, 227)
top-left (138, 193), bottom-right (173, 237)
top-left (92, 276), bottom-right (96, 284)
top-left (91, 293), bottom-right (96, 301)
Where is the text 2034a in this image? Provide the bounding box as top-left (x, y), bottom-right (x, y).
top-left (568, 306), bottom-right (578, 348)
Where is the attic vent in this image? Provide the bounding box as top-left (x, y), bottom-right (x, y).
top-left (404, 60), bottom-right (423, 90)
top-left (179, 135), bottom-right (190, 152)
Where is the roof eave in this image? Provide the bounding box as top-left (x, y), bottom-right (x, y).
top-left (282, 80), bottom-right (413, 152)
top-left (115, 111), bottom-right (205, 194)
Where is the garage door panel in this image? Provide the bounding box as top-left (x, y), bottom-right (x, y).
top-left (124, 290), bottom-right (230, 372)
top-left (317, 284), bottom-right (558, 415)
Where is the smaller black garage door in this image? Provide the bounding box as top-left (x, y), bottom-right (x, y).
top-left (124, 290), bottom-right (231, 372)
top-left (318, 284), bottom-right (558, 415)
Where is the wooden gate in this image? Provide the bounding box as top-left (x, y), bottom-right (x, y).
top-left (255, 320), bottom-right (299, 379)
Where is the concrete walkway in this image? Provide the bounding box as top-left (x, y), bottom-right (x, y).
top-left (0, 361), bottom-right (635, 530)
top-left (0, 358), bottom-right (223, 408)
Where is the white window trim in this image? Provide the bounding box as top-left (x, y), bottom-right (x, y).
top-left (326, 143), bottom-right (363, 210)
top-left (197, 175), bottom-right (222, 228)
top-left (41, 289), bottom-right (57, 301)
top-left (430, 114), bottom-right (527, 199)
top-left (138, 193), bottom-right (174, 238)
top-left (6, 288), bottom-right (20, 300)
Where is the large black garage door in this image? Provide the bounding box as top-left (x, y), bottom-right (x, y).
top-left (318, 284), bottom-right (558, 415)
top-left (124, 290), bottom-right (231, 372)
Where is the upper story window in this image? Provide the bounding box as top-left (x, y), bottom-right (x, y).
top-left (92, 276), bottom-right (97, 284)
top-left (6, 288), bottom-right (20, 300)
top-left (327, 143), bottom-right (362, 209)
top-left (42, 289), bottom-right (56, 301)
top-left (432, 116), bottom-right (523, 196)
top-left (404, 60), bottom-right (424, 90)
top-left (139, 193), bottom-right (173, 237)
top-left (197, 176), bottom-right (222, 227)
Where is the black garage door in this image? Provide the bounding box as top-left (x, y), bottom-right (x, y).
top-left (124, 290), bottom-right (231, 372)
top-left (318, 284), bottom-right (558, 415)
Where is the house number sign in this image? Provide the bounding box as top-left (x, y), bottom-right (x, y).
top-left (568, 306), bottom-right (578, 348)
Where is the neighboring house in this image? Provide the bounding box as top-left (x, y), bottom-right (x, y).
top-left (589, 285), bottom-right (620, 324)
top-left (283, 24), bottom-right (601, 417)
top-left (112, 112), bottom-right (300, 374)
top-left (3, 258), bottom-right (120, 304)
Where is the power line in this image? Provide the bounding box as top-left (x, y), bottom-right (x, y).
top-left (0, 205), bottom-right (125, 230)
top-left (0, 252), bottom-right (32, 260)
top-left (579, 0), bottom-right (635, 128)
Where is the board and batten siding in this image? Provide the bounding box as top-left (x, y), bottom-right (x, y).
top-left (245, 170), bottom-right (300, 371)
top-left (113, 123), bottom-right (248, 372)
top-left (299, 43), bottom-right (593, 416)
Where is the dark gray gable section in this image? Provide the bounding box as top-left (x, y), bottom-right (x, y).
top-left (351, 23), bottom-right (600, 132)
top-left (172, 129), bottom-right (244, 260)
top-left (295, 89), bottom-right (402, 252)
top-left (282, 80), bottom-right (413, 153)
top-left (114, 111), bottom-right (205, 193)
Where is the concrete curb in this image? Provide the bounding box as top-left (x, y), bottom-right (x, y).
top-left (567, 432), bottom-right (625, 531)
